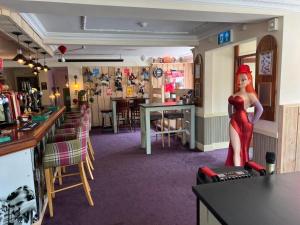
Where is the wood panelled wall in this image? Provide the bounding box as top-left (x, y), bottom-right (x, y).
top-left (150, 63), bottom-right (193, 103)
top-left (278, 104), bottom-right (300, 173)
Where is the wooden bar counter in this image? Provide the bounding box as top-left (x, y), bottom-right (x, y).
top-left (0, 106), bottom-right (65, 225)
top-left (0, 106), bottom-right (65, 157)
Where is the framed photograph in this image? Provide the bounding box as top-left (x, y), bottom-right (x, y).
top-left (259, 51), bottom-right (273, 75)
top-left (41, 82), bottom-right (47, 90)
top-left (258, 82), bottom-right (272, 106)
top-left (195, 64), bottom-right (201, 79)
top-left (195, 82), bottom-right (201, 98)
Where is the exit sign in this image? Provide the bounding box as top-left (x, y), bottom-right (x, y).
top-left (218, 30), bottom-right (233, 45)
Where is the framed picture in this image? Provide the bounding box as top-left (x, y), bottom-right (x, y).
top-left (194, 82), bottom-right (201, 98)
top-left (195, 64), bottom-right (201, 79)
top-left (258, 82), bottom-right (272, 106)
top-left (41, 82), bottom-right (47, 90)
top-left (259, 51), bottom-right (273, 75)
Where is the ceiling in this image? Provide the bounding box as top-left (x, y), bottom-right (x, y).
top-left (0, 0), bottom-right (283, 58)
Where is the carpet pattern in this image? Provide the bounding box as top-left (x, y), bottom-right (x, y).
top-left (43, 128), bottom-right (227, 225)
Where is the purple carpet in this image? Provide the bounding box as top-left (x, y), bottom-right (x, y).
top-left (43, 128), bottom-right (227, 225)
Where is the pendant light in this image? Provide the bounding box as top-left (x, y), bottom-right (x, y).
top-left (24, 40), bottom-right (35, 68)
top-left (41, 52), bottom-right (50, 72)
top-left (33, 47), bottom-right (43, 71)
top-left (12, 31), bottom-right (27, 64)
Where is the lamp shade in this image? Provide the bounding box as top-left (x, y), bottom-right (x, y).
top-left (13, 50), bottom-right (27, 64)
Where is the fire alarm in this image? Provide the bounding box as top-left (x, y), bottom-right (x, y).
top-left (268, 18), bottom-right (279, 32)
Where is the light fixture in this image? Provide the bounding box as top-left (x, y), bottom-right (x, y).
top-left (54, 87), bottom-right (61, 97)
top-left (24, 40), bottom-right (35, 68)
top-left (42, 52), bottom-right (50, 72)
top-left (65, 75), bottom-right (69, 88)
top-left (12, 31), bottom-right (27, 64)
top-left (32, 67), bottom-right (39, 76)
top-left (74, 75), bottom-right (79, 89)
top-left (33, 47), bottom-right (43, 71)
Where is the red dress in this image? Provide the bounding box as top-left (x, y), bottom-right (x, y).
top-left (225, 95), bottom-right (253, 166)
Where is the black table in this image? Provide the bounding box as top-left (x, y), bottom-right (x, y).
top-left (193, 172), bottom-right (300, 225)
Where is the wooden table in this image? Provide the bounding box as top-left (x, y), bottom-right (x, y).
top-left (193, 172), bottom-right (300, 225)
top-left (140, 102), bottom-right (195, 155)
top-left (111, 97), bottom-right (149, 133)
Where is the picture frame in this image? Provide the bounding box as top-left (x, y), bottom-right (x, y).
top-left (258, 51), bottom-right (273, 75)
top-left (258, 82), bottom-right (272, 106)
top-left (195, 64), bottom-right (201, 79)
top-left (194, 82), bottom-right (201, 98)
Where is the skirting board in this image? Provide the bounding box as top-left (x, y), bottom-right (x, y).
top-left (196, 141), bottom-right (229, 152)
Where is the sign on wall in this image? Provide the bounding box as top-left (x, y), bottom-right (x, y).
top-left (218, 30), bottom-right (233, 45)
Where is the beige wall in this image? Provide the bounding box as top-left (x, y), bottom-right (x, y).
top-left (279, 13), bottom-right (300, 105)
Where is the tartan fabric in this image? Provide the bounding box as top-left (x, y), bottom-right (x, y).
top-left (48, 133), bottom-right (76, 143)
top-left (43, 139), bottom-right (87, 168)
top-left (56, 127), bottom-right (76, 134)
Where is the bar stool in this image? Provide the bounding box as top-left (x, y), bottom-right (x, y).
top-left (116, 100), bottom-right (131, 132)
top-left (43, 122), bottom-right (94, 217)
top-left (150, 111), bottom-right (164, 144)
top-left (59, 107), bottom-right (95, 162)
top-left (100, 109), bottom-right (113, 128)
top-left (163, 111), bottom-right (184, 147)
top-left (55, 111), bottom-right (95, 174)
top-left (131, 99), bottom-right (146, 131)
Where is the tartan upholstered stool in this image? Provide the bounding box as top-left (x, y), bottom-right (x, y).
top-left (58, 107), bottom-right (95, 162)
top-left (43, 123), bottom-right (94, 217)
top-left (54, 113), bottom-right (95, 180)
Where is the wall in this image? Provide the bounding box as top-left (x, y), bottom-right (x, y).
top-left (279, 14), bottom-right (300, 105)
top-left (193, 18), bottom-right (284, 151)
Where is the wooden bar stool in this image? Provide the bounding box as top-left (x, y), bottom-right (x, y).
top-left (116, 100), bottom-right (131, 132)
top-left (163, 111), bottom-right (184, 148)
top-left (43, 122), bottom-right (94, 217)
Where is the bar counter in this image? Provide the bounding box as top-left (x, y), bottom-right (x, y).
top-left (0, 106), bottom-right (65, 225)
top-left (0, 106), bottom-right (65, 157)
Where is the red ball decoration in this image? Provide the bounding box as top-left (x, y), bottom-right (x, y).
top-left (58, 45), bottom-right (67, 55)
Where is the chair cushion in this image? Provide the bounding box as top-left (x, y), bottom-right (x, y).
top-left (56, 127), bottom-right (76, 135)
top-left (48, 133), bottom-right (77, 143)
top-left (164, 112), bottom-right (184, 119)
top-left (44, 139), bottom-right (87, 168)
top-left (150, 112), bottom-right (162, 121)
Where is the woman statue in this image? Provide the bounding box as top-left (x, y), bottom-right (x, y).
top-left (225, 64), bottom-right (263, 166)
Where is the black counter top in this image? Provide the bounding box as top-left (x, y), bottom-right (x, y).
top-left (193, 172), bottom-right (300, 225)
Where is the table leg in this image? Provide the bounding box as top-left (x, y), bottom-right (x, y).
top-left (112, 101), bottom-right (117, 134)
top-left (140, 107), bottom-right (146, 148)
top-left (190, 106), bottom-right (195, 149)
top-left (145, 109), bottom-right (151, 155)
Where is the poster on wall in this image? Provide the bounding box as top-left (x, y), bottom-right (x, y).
top-left (92, 68), bottom-right (100, 77)
top-left (126, 86), bottom-right (134, 97)
top-left (258, 82), bottom-right (272, 106)
top-left (259, 51), bottom-right (273, 75)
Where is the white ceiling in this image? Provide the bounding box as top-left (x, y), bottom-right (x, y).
top-left (0, 0), bottom-right (284, 58)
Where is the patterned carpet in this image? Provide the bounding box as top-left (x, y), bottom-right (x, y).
top-left (43, 128), bottom-right (227, 225)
